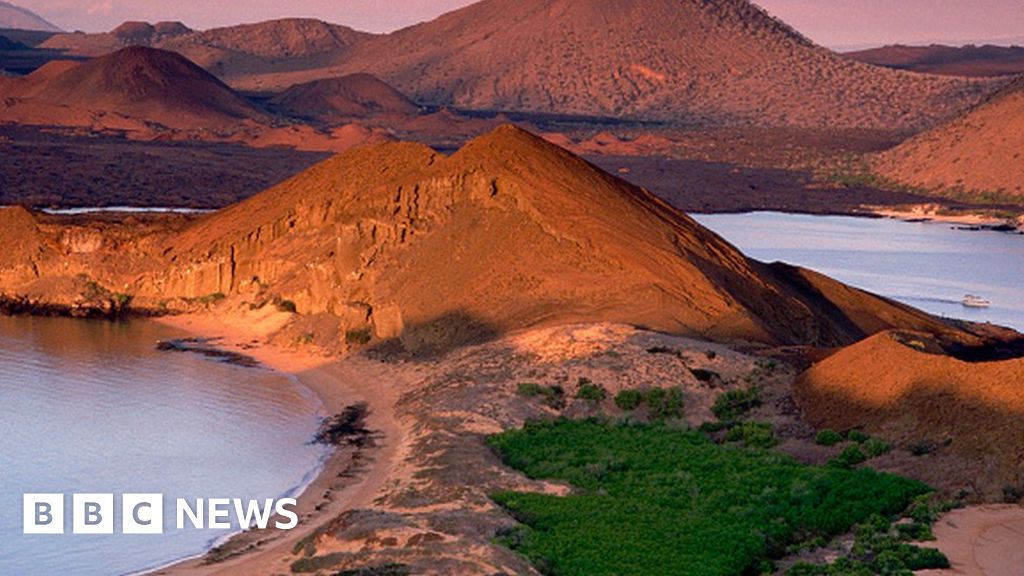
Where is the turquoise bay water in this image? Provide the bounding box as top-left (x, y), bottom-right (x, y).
top-left (0, 317), bottom-right (328, 575)
top-left (694, 212), bottom-right (1024, 332)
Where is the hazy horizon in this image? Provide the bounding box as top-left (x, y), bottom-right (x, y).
top-left (11, 0), bottom-right (1024, 50)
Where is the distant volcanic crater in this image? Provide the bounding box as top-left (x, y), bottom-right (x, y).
top-left (270, 73), bottom-right (420, 122)
top-left (0, 46), bottom-right (268, 130)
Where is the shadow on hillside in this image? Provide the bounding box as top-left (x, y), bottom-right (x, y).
top-left (796, 378), bottom-right (1024, 500)
top-left (369, 311), bottom-right (502, 361)
top-left (588, 155), bottom-right (947, 214)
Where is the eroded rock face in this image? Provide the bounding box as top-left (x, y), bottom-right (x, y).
top-left (0, 127), bottom-right (967, 352)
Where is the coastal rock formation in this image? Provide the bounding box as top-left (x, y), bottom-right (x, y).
top-left (0, 126), bottom-right (978, 351)
top-left (874, 78), bottom-right (1024, 199)
top-left (144, 125), bottom-right (950, 351)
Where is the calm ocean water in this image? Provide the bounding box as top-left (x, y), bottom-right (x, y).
top-left (694, 212), bottom-right (1024, 332)
top-left (0, 317), bottom-right (328, 575)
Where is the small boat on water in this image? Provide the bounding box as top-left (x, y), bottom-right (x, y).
top-left (962, 294), bottom-right (991, 308)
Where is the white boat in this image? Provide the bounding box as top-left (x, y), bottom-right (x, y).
top-left (962, 294), bottom-right (991, 308)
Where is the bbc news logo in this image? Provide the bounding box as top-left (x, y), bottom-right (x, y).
top-left (23, 494), bottom-right (298, 534)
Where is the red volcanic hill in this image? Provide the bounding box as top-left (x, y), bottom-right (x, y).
top-left (0, 46), bottom-right (267, 130)
top-left (241, 0), bottom-right (993, 129)
top-left (795, 330), bottom-right (1024, 495)
top-left (41, 18), bottom-right (373, 83)
top-left (150, 125), bottom-right (953, 352)
top-left (873, 78), bottom-right (1024, 199)
top-left (847, 44), bottom-right (1024, 78)
top-left (270, 73), bottom-right (420, 122)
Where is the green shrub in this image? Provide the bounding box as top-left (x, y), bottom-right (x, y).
top-left (698, 421), bottom-right (731, 434)
top-left (712, 387), bottom-right (761, 421)
top-left (863, 438), bottom-right (892, 458)
top-left (517, 383), bottom-right (566, 410)
top-left (276, 299), bottom-right (297, 313)
top-left (788, 509), bottom-right (950, 575)
top-left (488, 419), bottom-right (931, 576)
top-left (334, 564), bottom-right (410, 576)
top-left (815, 430), bottom-right (843, 447)
top-left (345, 328), bottom-right (372, 346)
top-left (614, 389), bottom-right (645, 411)
top-left (830, 445), bottom-right (867, 469)
top-left (649, 387), bottom-right (685, 419)
top-left (112, 292), bottom-right (133, 308)
top-left (847, 430), bottom-right (870, 444)
top-left (576, 378), bottom-right (607, 403)
top-left (725, 422), bottom-right (778, 449)
top-left (517, 383), bottom-right (545, 397)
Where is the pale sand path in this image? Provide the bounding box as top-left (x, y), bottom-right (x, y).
top-left (919, 505), bottom-right (1024, 576)
top-left (149, 310), bottom-right (418, 576)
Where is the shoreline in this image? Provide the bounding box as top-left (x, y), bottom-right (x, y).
top-left (865, 205), bottom-right (1023, 230)
top-left (146, 311), bottom-right (410, 576)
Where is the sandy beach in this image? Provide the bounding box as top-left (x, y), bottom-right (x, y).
top-left (919, 505), bottom-right (1024, 576)
top-left (149, 309), bottom-right (415, 576)
top-left (866, 205), bottom-right (1021, 228)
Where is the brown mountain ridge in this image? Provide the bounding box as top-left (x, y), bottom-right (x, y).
top-left (249, 0), bottom-right (991, 129)
top-left (847, 44), bottom-right (1024, 78)
top-left (873, 77), bottom-right (1024, 199)
top-left (41, 18), bottom-right (372, 80)
top-left (34, 0), bottom-right (997, 129)
top-left (1, 125), bottom-right (974, 354)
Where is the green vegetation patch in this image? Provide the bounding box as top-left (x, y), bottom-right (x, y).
top-left (612, 387), bottom-right (685, 418)
top-left (712, 386), bottom-right (761, 421)
top-left (815, 429), bottom-right (843, 447)
top-left (517, 383), bottom-right (567, 410)
top-left (790, 508), bottom-right (950, 575)
top-left (575, 378), bottom-right (607, 403)
top-left (725, 421), bottom-right (779, 449)
top-left (489, 419), bottom-right (930, 576)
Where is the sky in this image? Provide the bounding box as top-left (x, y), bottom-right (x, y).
top-left (14, 0), bottom-right (1024, 50)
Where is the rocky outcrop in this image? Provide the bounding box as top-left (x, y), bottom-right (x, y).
top-left (0, 127), bottom-right (983, 354)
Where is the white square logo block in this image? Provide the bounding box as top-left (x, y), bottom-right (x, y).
top-left (73, 493), bottom-right (114, 534)
top-left (123, 494), bottom-right (163, 534)
top-left (23, 494), bottom-right (64, 534)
